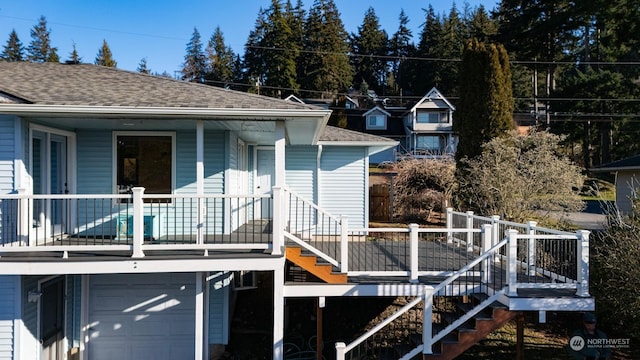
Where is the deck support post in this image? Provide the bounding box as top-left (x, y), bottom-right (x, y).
top-left (422, 287), bottom-right (434, 355)
top-left (273, 266), bottom-right (285, 360)
top-left (272, 187), bottom-right (284, 255)
top-left (507, 229), bottom-right (518, 296)
top-left (446, 207), bottom-right (453, 243)
top-left (515, 312), bottom-right (525, 360)
top-left (527, 221), bottom-right (537, 276)
top-left (481, 224), bottom-right (493, 285)
top-left (131, 187), bottom-right (145, 258)
top-left (195, 272), bottom-right (204, 360)
top-left (576, 230), bottom-right (590, 297)
top-left (409, 223), bottom-right (419, 283)
top-left (466, 211), bottom-right (474, 251)
top-left (340, 216), bottom-right (349, 273)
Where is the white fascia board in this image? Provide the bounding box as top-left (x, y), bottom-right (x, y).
top-left (317, 140), bottom-right (399, 156)
top-left (0, 104), bottom-right (331, 120)
top-left (284, 283), bottom-right (432, 297)
top-left (0, 257), bottom-right (285, 275)
top-left (505, 296), bottom-right (595, 311)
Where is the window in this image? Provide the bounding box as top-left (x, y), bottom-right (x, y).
top-left (416, 111), bottom-right (446, 124)
top-left (366, 114), bottom-right (386, 129)
top-left (116, 134), bottom-right (173, 195)
top-left (416, 135), bottom-right (444, 153)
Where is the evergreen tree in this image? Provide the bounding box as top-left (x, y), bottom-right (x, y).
top-left (455, 39), bottom-right (514, 161)
top-left (137, 57), bottom-right (150, 74)
top-left (300, 0), bottom-right (352, 98)
top-left (466, 5), bottom-right (497, 43)
top-left (435, 5), bottom-right (465, 97)
top-left (67, 42), bottom-right (81, 63)
top-left (285, 0), bottom-right (306, 89)
top-left (1, 29), bottom-right (25, 61)
top-left (181, 28), bottom-right (206, 83)
top-left (95, 39), bottom-right (117, 67)
top-left (27, 16), bottom-right (59, 62)
top-left (205, 27), bottom-right (236, 88)
top-left (242, 8), bottom-right (268, 93)
top-left (260, 0), bottom-right (299, 97)
top-left (411, 6), bottom-right (443, 96)
top-left (350, 7), bottom-right (389, 94)
top-left (390, 10), bottom-right (414, 97)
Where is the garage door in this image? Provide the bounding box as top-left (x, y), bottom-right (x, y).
top-left (88, 273), bottom-right (195, 360)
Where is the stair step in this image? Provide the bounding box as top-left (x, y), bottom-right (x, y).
top-left (471, 293), bottom-right (508, 309)
top-left (456, 302), bottom-right (493, 320)
top-left (285, 246), bottom-right (346, 284)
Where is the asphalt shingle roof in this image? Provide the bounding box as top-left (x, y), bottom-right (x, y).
top-left (319, 125), bottom-right (397, 143)
top-left (0, 62), bottom-right (318, 110)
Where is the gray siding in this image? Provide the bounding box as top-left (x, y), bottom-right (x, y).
top-left (616, 171), bottom-right (640, 214)
top-left (74, 130), bottom-right (229, 236)
top-left (66, 275), bottom-right (81, 348)
top-left (319, 146), bottom-right (367, 229)
top-left (286, 146), bottom-right (317, 202)
top-left (0, 116), bottom-right (15, 193)
top-left (76, 130), bottom-right (112, 194)
top-left (21, 276), bottom-right (39, 344)
top-left (0, 276), bottom-right (17, 359)
top-left (208, 272), bottom-right (231, 345)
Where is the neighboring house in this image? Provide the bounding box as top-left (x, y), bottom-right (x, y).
top-left (592, 154), bottom-right (640, 214)
top-left (342, 87), bottom-right (457, 164)
top-left (0, 62), bottom-right (593, 360)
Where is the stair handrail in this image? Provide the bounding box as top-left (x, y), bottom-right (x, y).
top-left (282, 186), bottom-right (346, 271)
top-left (406, 236), bottom-right (510, 358)
top-left (335, 294), bottom-right (426, 358)
top-left (336, 226), bottom-right (509, 360)
top-left (283, 186), bottom-right (342, 224)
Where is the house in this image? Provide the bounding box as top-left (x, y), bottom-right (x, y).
top-left (343, 87), bottom-right (457, 164)
top-left (0, 62), bottom-right (593, 360)
top-left (592, 154), bottom-right (640, 214)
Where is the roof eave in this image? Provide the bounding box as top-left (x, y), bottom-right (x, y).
top-left (591, 166), bottom-right (640, 172)
top-left (0, 104), bottom-right (331, 120)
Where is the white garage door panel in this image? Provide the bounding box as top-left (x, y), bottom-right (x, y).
top-left (89, 273), bottom-right (196, 360)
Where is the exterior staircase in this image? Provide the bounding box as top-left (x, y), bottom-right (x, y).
top-left (285, 246), bottom-right (347, 284)
top-left (423, 294), bottom-right (518, 360)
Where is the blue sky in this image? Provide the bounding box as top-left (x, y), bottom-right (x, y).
top-left (0, 0), bottom-right (497, 75)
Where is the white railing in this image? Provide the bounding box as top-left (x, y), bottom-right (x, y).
top-left (335, 221), bottom-right (591, 359)
top-left (0, 187), bottom-right (274, 257)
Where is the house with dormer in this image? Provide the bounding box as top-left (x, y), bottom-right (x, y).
top-left (342, 87), bottom-right (457, 164)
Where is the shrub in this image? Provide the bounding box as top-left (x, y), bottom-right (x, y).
top-left (591, 203), bottom-right (640, 341)
top-left (391, 158), bottom-right (456, 223)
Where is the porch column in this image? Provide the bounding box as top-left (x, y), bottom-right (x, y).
top-left (196, 120), bottom-right (204, 194)
top-left (273, 266), bottom-right (285, 360)
top-left (274, 121), bottom-right (286, 187)
top-left (196, 120), bottom-right (204, 244)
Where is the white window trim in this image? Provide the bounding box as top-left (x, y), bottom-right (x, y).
top-left (112, 131), bottom-right (176, 195)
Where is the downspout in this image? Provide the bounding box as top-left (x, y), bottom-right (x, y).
top-left (196, 121), bottom-right (204, 244)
